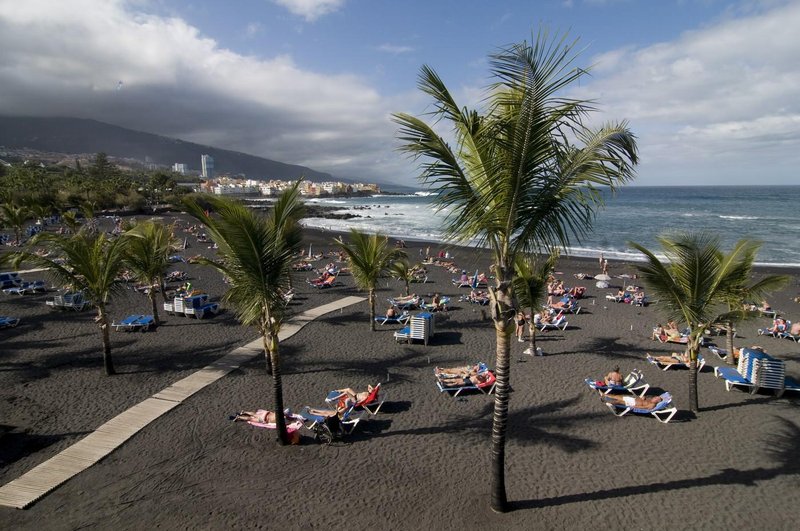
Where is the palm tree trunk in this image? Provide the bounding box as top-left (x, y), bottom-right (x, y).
top-left (267, 331), bottom-right (288, 446)
top-left (725, 322), bottom-right (736, 365)
top-left (489, 284), bottom-right (513, 513)
top-left (369, 288), bottom-right (376, 331)
top-left (262, 331), bottom-right (273, 376)
top-left (159, 274), bottom-right (169, 305)
top-left (528, 321), bottom-right (537, 354)
top-left (149, 290), bottom-right (160, 325)
top-left (688, 344), bottom-right (699, 412)
top-left (404, 280), bottom-right (410, 296)
top-left (98, 308), bottom-right (115, 376)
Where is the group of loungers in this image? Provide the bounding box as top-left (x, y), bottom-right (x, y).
top-left (231, 383), bottom-right (386, 444)
top-left (584, 368), bottom-right (677, 423)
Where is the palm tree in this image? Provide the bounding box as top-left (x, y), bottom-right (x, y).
top-left (123, 221), bottom-right (180, 323)
top-left (11, 229), bottom-right (129, 375)
top-left (388, 258), bottom-right (414, 296)
top-left (182, 183), bottom-right (304, 445)
top-left (512, 252), bottom-right (558, 355)
top-left (393, 32), bottom-right (638, 512)
top-left (336, 229), bottom-right (406, 331)
top-left (0, 203), bottom-right (30, 244)
top-left (629, 232), bottom-right (788, 411)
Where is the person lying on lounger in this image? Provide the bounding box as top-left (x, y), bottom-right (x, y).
top-left (603, 394), bottom-right (664, 409)
top-left (333, 385), bottom-right (375, 406)
top-left (439, 371), bottom-right (491, 388)
top-left (435, 364), bottom-right (481, 378)
top-left (647, 351), bottom-right (690, 365)
top-left (652, 324), bottom-right (666, 341)
top-left (385, 306), bottom-right (398, 319)
top-left (231, 409), bottom-right (289, 424)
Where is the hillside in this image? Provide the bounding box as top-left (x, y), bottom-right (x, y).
top-left (0, 116), bottom-right (333, 181)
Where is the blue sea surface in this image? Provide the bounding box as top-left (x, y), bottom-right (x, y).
top-left (294, 185), bottom-right (800, 267)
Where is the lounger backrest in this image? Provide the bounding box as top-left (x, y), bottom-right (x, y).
top-left (357, 383), bottom-right (381, 406)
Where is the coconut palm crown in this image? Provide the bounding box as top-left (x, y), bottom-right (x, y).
top-left (393, 31), bottom-right (638, 512)
top-left (630, 232), bottom-right (788, 412)
top-left (182, 182), bottom-right (304, 445)
top-left (336, 229), bottom-right (406, 331)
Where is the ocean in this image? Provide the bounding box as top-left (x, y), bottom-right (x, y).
top-left (274, 185), bottom-right (800, 268)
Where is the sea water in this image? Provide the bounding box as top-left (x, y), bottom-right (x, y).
top-left (282, 185), bottom-right (800, 268)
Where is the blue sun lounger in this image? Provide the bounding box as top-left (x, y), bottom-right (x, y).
top-left (603, 392), bottom-right (677, 423)
top-left (584, 369), bottom-right (650, 397)
top-left (112, 315), bottom-right (155, 332)
top-left (0, 316), bottom-right (20, 329)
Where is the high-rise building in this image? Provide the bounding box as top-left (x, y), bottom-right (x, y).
top-left (172, 163), bottom-right (188, 175)
top-left (201, 154), bottom-right (214, 179)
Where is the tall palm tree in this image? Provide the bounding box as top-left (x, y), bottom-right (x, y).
top-left (123, 221), bottom-right (180, 323)
top-left (182, 183), bottom-right (304, 445)
top-left (393, 31), bottom-right (638, 512)
top-left (629, 232), bottom-right (787, 411)
top-left (0, 203), bottom-right (30, 244)
top-left (12, 229), bottom-right (129, 375)
top-left (512, 252), bottom-right (557, 355)
top-left (336, 229), bottom-right (406, 331)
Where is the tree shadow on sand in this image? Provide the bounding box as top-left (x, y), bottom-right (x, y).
top-left (511, 416), bottom-right (800, 511)
top-left (366, 395), bottom-right (600, 453)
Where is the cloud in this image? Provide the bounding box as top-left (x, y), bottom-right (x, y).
top-left (244, 22), bottom-right (263, 38)
top-left (574, 0), bottom-right (800, 185)
top-left (0, 0), bottom-right (411, 184)
top-left (271, 0), bottom-right (345, 22)
top-left (377, 44), bottom-right (414, 54)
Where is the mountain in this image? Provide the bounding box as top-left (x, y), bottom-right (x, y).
top-left (0, 115), bottom-right (334, 181)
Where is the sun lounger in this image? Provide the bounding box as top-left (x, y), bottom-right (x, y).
top-left (0, 316), bottom-right (20, 329)
top-left (45, 291), bottom-right (89, 311)
top-left (436, 368), bottom-right (496, 397)
top-left (325, 383), bottom-right (386, 415)
top-left (603, 392), bottom-right (677, 423)
top-left (374, 311), bottom-right (411, 325)
top-left (299, 405), bottom-right (364, 444)
top-left (715, 348), bottom-right (788, 396)
top-left (388, 296), bottom-right (421, 310)
top-left (539, 314), bottom-right (568, 331)
top-left (584, 369), bottom-right (650, 397)
top-left (646, 353), bottom-right (705, 371)
top-left (112, 315), bottom-right (155, 332)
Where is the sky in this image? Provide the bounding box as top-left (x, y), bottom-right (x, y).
top-left (0, 0), bottom-right (798, 187)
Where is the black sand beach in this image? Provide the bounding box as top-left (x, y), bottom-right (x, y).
top-left (2, 217), bottom-right (800, 529)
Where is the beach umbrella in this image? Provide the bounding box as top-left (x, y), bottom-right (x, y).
top-left (471, 268), bottom-right (480, 289)
top-left (595, 273), bottom-right (612, 281)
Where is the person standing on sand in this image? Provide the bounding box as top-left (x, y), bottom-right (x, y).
top-left (599, 252), bottom-right (604, 270)
top-left (602, 259), bottom-right (609, 276)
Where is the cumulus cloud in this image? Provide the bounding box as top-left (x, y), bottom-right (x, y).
top-left (0, 0), bottom-right (410, 183)
top-left (574, 0), bottom-right (800, 184)
top-left (377, 44), bottom-right (415, 54)
top-left (271, 0), bottom-right (345, 22)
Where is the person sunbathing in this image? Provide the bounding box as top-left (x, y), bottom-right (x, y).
top-left (603, 394), bottom-right (664, 409)
top-left (652, 324), bottom-right (666, 341)
top-left (604, 366), bottom-right (624, 386)
top-left (647, 351), bottom-right (690, 365)
top-left (435, 364), bottom-right (481, 378)
top-left (333, 385), bottom-right (375, 406)
top-left (439, 371), bottom-right (491, 388)
top-left (393, 293), bottom-right (418, 303)
top-left (231, 409), bottom-right (288, 424)
top-left (768, 318), bottom-right (787, 334)
top-left (385, 306), bottom-right (397, 319)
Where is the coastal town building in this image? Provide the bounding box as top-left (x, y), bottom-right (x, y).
top-left (201, 154), bottom-right (214, 179)
top-left (204, 177), bottom-right (380, 197)
top-left (172, 163), bottom-right (188, 175)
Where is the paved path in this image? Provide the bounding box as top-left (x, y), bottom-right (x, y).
top-left (0, 296), bottom-right (365, 509)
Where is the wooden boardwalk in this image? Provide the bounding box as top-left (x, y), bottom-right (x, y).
top-left (0, 296), bottom-right (365, 509)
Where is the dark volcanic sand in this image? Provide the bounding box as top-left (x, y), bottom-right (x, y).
top-left (1, 217), bottom-right (800, 529)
